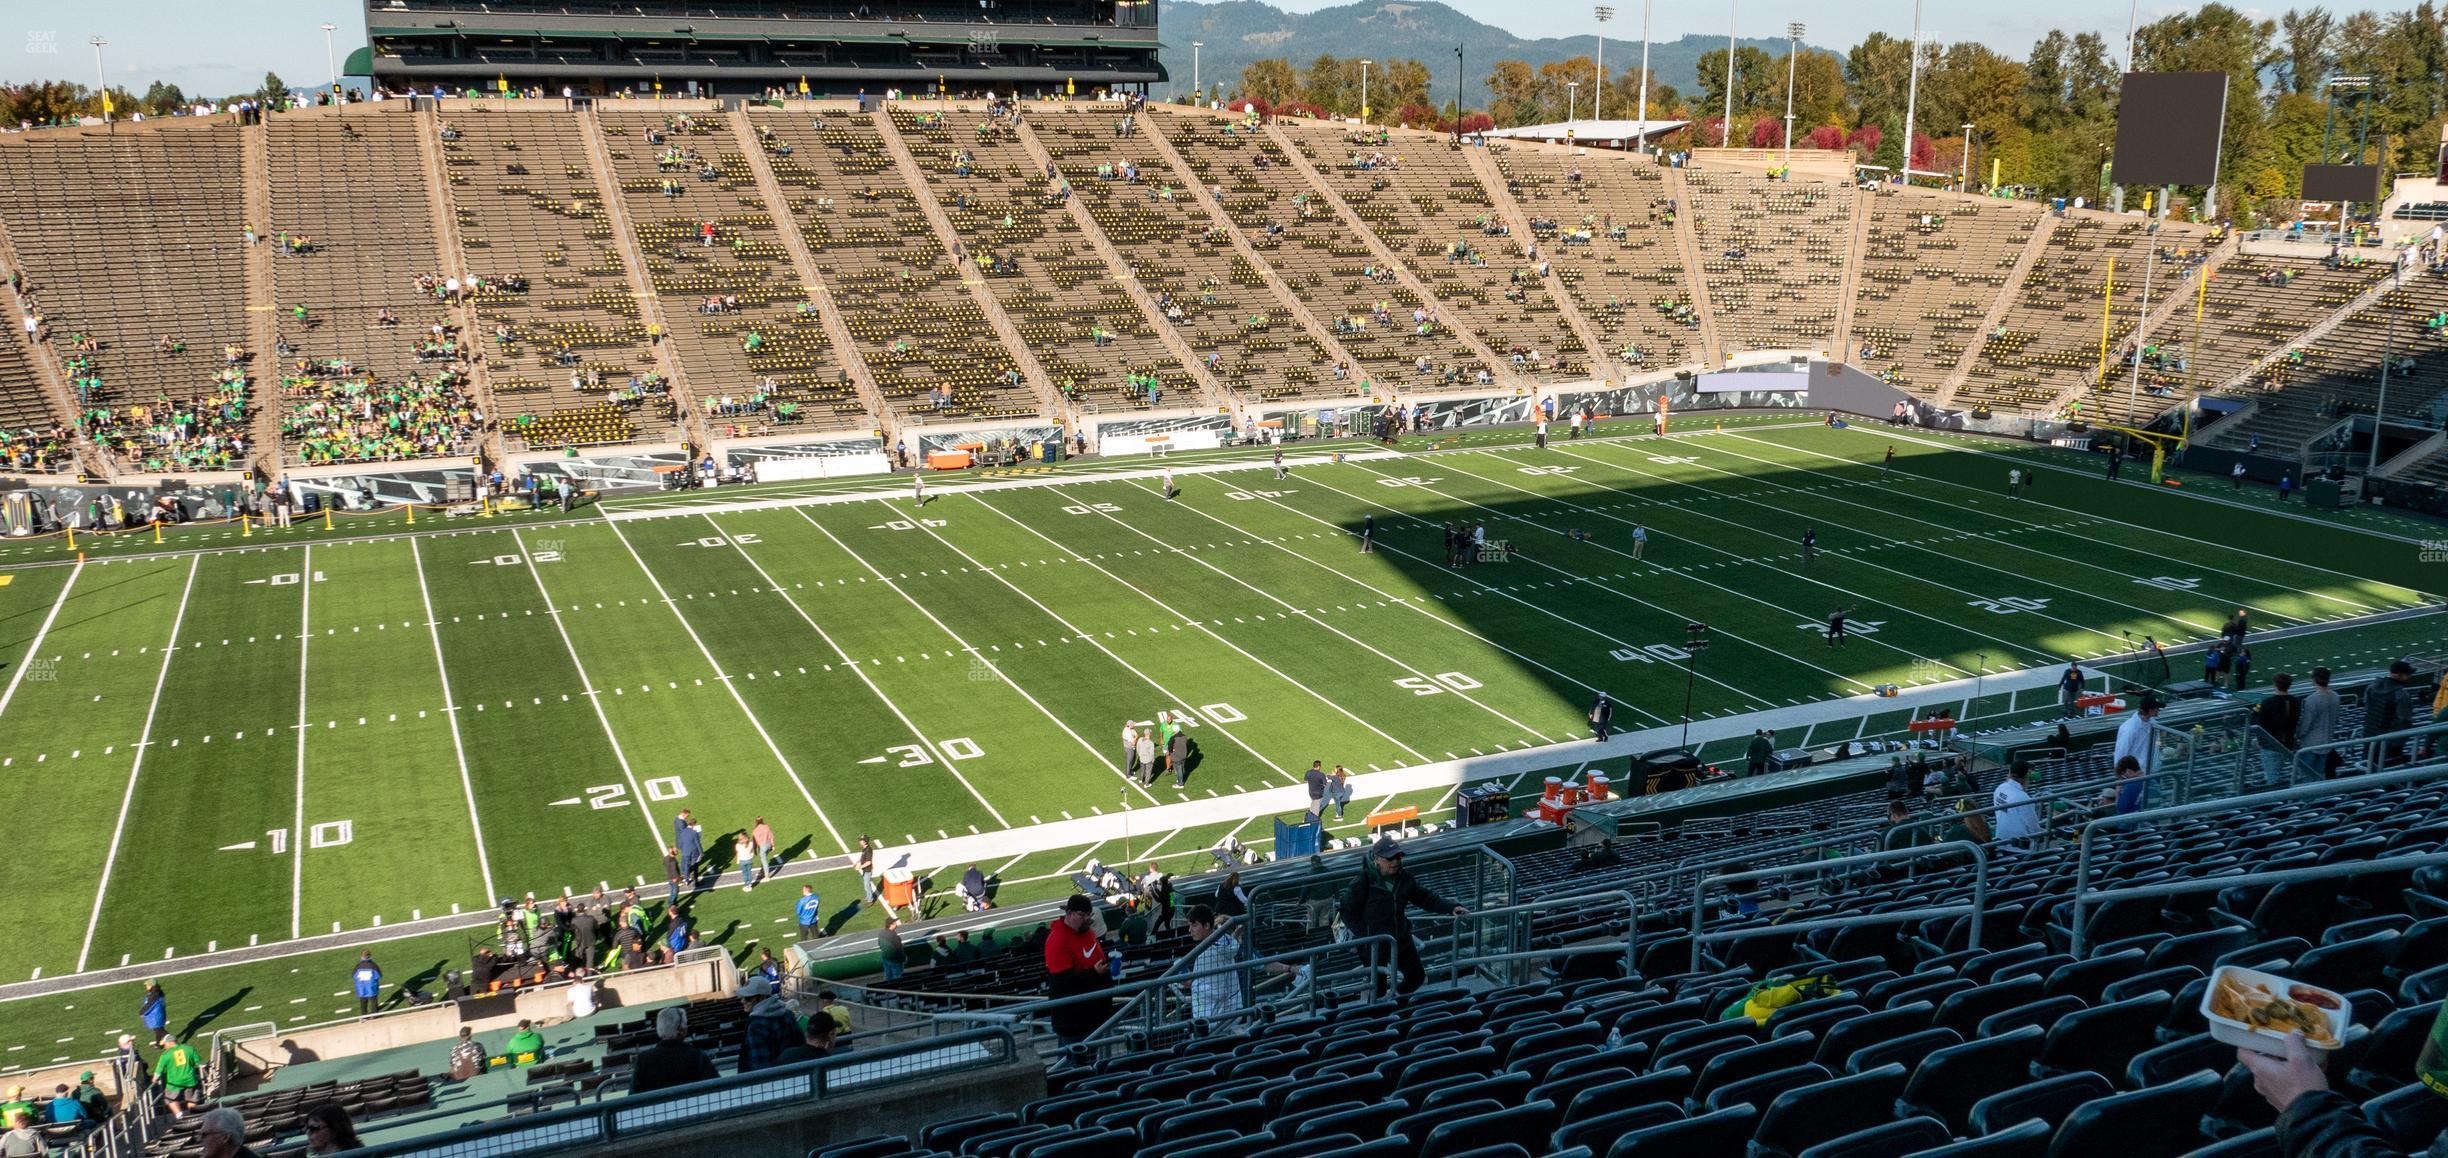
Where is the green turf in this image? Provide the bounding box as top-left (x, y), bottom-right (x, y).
top-left (0, 419), bottom-right (2436, 1076)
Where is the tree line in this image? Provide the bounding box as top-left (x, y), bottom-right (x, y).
top-left (1226, 4), bottom-right (2448, 224)
top-left (0, 71), bottom-right (298, 129)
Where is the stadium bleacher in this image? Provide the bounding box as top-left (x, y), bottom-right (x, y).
top-left (1487, 144), bottom-right (1699, 374)
top-left (1680, 169), bottom-right (1854, 358)
top-left (1848, 187), bottom-right (2043, 398)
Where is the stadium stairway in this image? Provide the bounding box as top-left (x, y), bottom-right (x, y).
top-left (1937, 212), bottom-right (2058, 408)
top-left (1658, 167), bottom-right (1729, 367)
top-left (723, 114), bottom-right (893, 439)
top-left (1259, 121), bottom-right (1518, 385)
top-left (409, 108), bottom-right (503, 464)
top-left (574, 108), bottom-right (704, 450)
top-left (869, 107), bottom-right (1062, 422)
top-left (1007, 114), bottom-right (1231, 412)
top-left (1458, 144), bottom-right (1613, 379)
top-left (1131, 114), bottom-right (1375, 397)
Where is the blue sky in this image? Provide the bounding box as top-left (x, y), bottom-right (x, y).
top-left (0, 2), bottom-right (2387, 96)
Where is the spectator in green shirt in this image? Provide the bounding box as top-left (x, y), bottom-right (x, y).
top-left (152, 1036), bottom-right (202, 1118)
top-left (504, 1020), bottom-right (545, 1062)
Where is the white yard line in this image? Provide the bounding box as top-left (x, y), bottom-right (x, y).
top-left (0, 559), bottom-right (80, 721)
top-left (1853, 423), bottom-right (2439, 547)
top-left (1287, 468), bottom-right (1804, 706)
top-left (601, 519), bottom-right (869, 847)
top-left (601, 448), bottom-right (1412, 522)
top-left (409, 538), bottom-right (497, 904)
top-left (878, 505), bottom-right (1295, 783)
top-left (1518, 445), bottom-right (2121, 660)
top-left (290, 545), bottom-right (312, 941)
top-left (74, 555), bottom-right (198, 972)
top-left (967, 492), bottom-right (1435, 765)
top-left (511, 528), bottom-right (667, 855)
top-left (1762, 428), bottom-right (2424, 609)
top-left (1134, 474), bottom-right (1635, 718)
top-left (1572, 438), bottom-right (2247, 635)
top-left (780, 508), bottom-right (1163, 807)
top-left (1442, 450), bottom-right (2025, 673)
top-left (1065, 480), bottom-right (1558, 743)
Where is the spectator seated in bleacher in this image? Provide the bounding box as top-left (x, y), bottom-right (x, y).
top-left (192, 1106), bottom-right (256, 1158)
top-left (82, 383), bottom-right (251, 472)
top-left (626, 1006), bottom-right (718, 1096)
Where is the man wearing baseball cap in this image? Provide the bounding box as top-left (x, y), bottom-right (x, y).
top-left (1043, 894), bottom-right (1115, 1052)
top-left (1340, 836), bottom-right (1470, 997)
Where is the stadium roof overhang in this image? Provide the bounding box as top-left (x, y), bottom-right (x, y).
top-left (368, 17), bottom-right (1160, 50)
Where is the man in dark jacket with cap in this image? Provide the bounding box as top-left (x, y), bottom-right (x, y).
top-left (1340, 836), bottom-right (1470, 997)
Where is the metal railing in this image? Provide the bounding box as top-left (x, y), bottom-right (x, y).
top-left (1689, 842), bottom-right (1989, 972)
top-left (941, 934), bottom-right (1396, 1065)
top-left (344, 1027), bottom-right (1021, 1158)
top-left (2067, 759), bottom-right (2448, 955)
top-left (1443, 890), bottom-right (1639, 986)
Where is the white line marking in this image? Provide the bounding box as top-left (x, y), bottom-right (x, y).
top-left (607, 518), bottom-right (865, 846)
top-left (969, 492), bottom-right (1431, 763)
top-left (75, 555), bottom-right (198, 972)
top-left (0, 560), bottom-right (80, 722)
top-left (412, 538), bottom-right (496, 902)
top-left (292, 545), bottom-right (312, 941)
top-left (785, 507), bottom-right (1161, 807)
top-left (511, 528), bottom-right (668, 857)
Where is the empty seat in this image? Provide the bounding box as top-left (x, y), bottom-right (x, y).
top-left (1705, 1064), bottom-right (1832, 1114)
top-left (1898, 1025), bottom-right (2046, 1134)
top-left (2042, 950), bottom-right (2150, 1004)
top-left (1418, 1100), bottom-right (1556, 1158)
top-left (1813, 1003), bottom-right (1936, 1069)
top-left (1795, 1116), bottom-right (1953, 1158)
top-left (1564, 1066), bottom-right (1696, 1125)
top-left (1900, 1119), bottom-right (2052, 1157)
top-left (1747, 1062), bottom-right (1911, 1158)
top-left (1968, 1070), bottom-right (2113, 1136)
top-left (2363, 1082), bottom-right (2448, 1151)
top-left (1551, 1104), bottom-right (1684, 1154)
top-left (1690, 1034), bottom-right (1818, 1108)
top-left (2041, 1070), bottom-right (2220, 1157)
top-left (2122, 1033), bottom-right (2231, 1090)
top-left (1603, 1103), bottom-right (1759, 1158)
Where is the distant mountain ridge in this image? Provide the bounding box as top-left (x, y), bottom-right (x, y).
top-left (1157, 0), bottom-right (1823, 110)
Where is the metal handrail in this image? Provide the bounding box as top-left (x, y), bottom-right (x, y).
top-left (2068, 851), bottom-right (2448, 956)
top-left (929, 934), bottom-right (1395, 1052)
top-left (1691, 841), bottom-right (1990, 972)
top-left (2068, 760), bottom-right (2448, 955)
top-left (343, 1026), bottom-right (1022, 1158)
top-left (1443, 890), bottom-right (1639, 984)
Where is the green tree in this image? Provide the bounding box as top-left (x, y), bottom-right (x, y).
top-left (0, 80), bottom-right (87, 127)
top-left (1768, 50), bottom-right (1848, 130)
top-left (1236, 59), bottom-right (1299, 107)
top-left (1302, 55), bottom-right (1350, 115)
top-left (2277, 8), bottom-right (2336, 95)
top-left (1376, 59), bottom-right (1434, 116)
top-left (141, 80), bottom-right (188, 115)
top-left (1485, 59), bottom-right (1543, 126)
top-left (1695, 45), bottom-right (1778, 125)
top-left (256, 70), bottom-right (289, 107)
top-left (2135, 4), bottom-right (2276, 212)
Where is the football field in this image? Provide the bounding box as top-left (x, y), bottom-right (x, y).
top-left (0, 418), bottom-right (2437, 1062)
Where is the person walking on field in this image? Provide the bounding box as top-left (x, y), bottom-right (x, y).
top-left (1161, 467), bottom-right (1175, 500)
top-left (1273, 448), bottom-right (1286, 480)
top-left (912, 472), bottom-right (925, 508)
top-left (1360, 513), bottom-right (1374, 553)
top-left (139, 981), bottom-right (168, 1041)
top-left (2007, 467), bottom-right (2022, 498)
top-left (1167, 724), bottom-right (1191, 790)
top-left (1589, 693), bottom-right (1614, 741)
top-left (1135, 730), bottom-right (1158, 787)
top-left (1120, 723), bottom-right (1140, 781)
top-left (1883, 445), bottom-right (1895, 475)
top-left (751, 816), bottom-right (777, 873)
top-left (1631, 523), bottom-right (1647, 560)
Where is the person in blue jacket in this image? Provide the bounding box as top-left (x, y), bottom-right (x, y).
top-left (795, 885), bottom-right (824, 942)
top-left (138, 981), bottom-right (167, 1039)
top-left (351, 952), bottom-right (383, 1016)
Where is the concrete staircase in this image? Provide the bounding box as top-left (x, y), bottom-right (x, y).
top-left (1659, 167), bottom-right (1726, 368)
top-left (1134, 116), bottom-right (1372, 382)
top-left (2210, 266), bottom-right (2406, 398)
top-left (1827, 186), bottom-right (1873, 358)
top-left (1936, 212), bottom-right (2058, 408)
top-left (871, 109), bottom-right (1063, 423)
top-left (1461, 145), bottom-right (1612, 378)
top-left (726, 115), bottom-right (893, 441)
top-left (239, 121), bottom-right (285, 476)
top-left (1261, 123), bottom-right (1517, 383)
top-left (412, 108), bottom-right (504, 465)
top-left (575, 109), bottom-right (703, 451)
top-left (1010, 117), bottom-right (1230, 412)
top-left (0, 214), bottom-right (97, 474)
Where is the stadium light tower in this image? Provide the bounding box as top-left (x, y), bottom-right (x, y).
top-left (89, 37), bottom-right (108, 126)
top-left (1898, 0), bottom-right (1924, 183)
top-left (1360, 59), bottom-right (1373, 125)
top-left (1567, 81), bottom-right (1580, 124)
top-left (1960, 122), bottom-right (1975, 191)
top-left (1679, 624), bottom-right (1711, 749)
top-left (322, 22), bottom-right (339, 91)
top-left (1782, 22), bottom-right (1803, 170)
top-left (1721, 1), bottom-right (1737, 146)
top-left (1191, 41), bottom-right (1202, 101)
top-left (1593, 6), bottom-right (1612, 124)
top-left (1633, 2), bottom-right (1653, 152)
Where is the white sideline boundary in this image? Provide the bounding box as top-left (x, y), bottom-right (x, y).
top-left (596, 447), bottom-right (1414, 522)
top-left (864, 602), bottom-right (2441, 876)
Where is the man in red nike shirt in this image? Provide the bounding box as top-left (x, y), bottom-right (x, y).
top-left (1043, 894), bottom-right (1115, 1054)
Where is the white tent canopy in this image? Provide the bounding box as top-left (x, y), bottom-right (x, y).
top-left (1480, 119), bottom-right (1688, 147)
